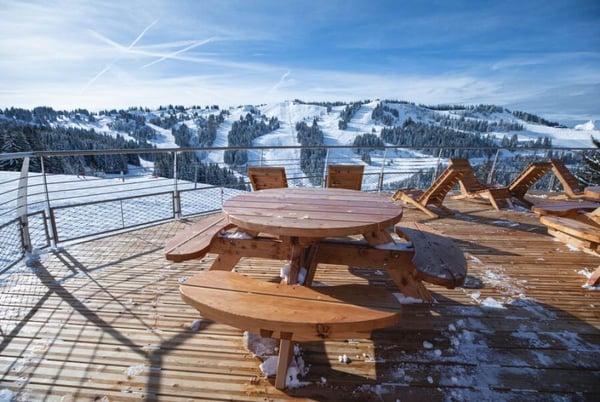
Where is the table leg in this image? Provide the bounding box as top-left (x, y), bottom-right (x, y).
top-left (386, 268), bottom-right (433, 302)
top-left (209, 254), bottom-right (241, 271)
top-left (303, 244), bottom-right (320, 286)
top-left (364, 229), bottom-right (434, 302)
top-left (287, 239), bottom-right (303, 285)
top-left (275, 332), bottom-right (294, 390)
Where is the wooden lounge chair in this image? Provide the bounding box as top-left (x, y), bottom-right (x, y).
top-left (392, 163), bottom-right (465, 218)
top-left (531, 200), bottom-right (600, 218)
top-left (539, 208), bottom-right (600, 287)
top-left (450, 158), bottom-right (513, 210)
top-left (506, 161), bottom-right (552, 207)
top-left (326, 164), bottom-right (364, 190)
top-left (539, 207), bottom-right (600, 285)
top-left (549, 158), bottom-right (585, 198)
top-left (247, 166), bottom-right (288, 191)
top-left (539, 207), bottom-right (600, 254)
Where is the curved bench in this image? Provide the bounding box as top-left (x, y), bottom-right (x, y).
top-left (313, 222), bottom-right (467, 297)
top-left (181, 270), bottom-right (401, 389)
top-left (394, 222), bottom-right (467, 288)
top-left (166, 215), bottom-right (468, 303)
top-left (165, 213), bottom-right (234, 262)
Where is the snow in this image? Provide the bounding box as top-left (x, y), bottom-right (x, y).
top-left (146, 123), bottom-right (179, 148)
top-left (579, 268), bottom-right (600, 290)
top-left (245, 332), bottom-right (310, 388)
top-left (0, 390), bottom-right (14, 402)
top-left (574, 120), bottom-right (599, 131)
top-left (521, 122), bottom-right (596, 148)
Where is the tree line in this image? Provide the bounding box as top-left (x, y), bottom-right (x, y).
top-left (296, 119), bottom-right (326, 185)
top-left (0, 120), bottom-right (144, 174)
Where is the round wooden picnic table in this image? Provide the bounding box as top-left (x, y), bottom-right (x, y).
top-left (222, 187), bottom-right (403, 284)
top-left (222, 187), bottom-right (403, 238)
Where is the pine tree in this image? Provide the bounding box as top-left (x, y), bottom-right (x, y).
top-left (578, 136), bottom-right (600, 186)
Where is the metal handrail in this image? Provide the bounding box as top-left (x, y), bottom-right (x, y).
top-left (0, 144), bottom-right (596, 271)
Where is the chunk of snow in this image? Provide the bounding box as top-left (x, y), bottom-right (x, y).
top-left (481, 297), bottom-right (505, 309)
top-left (0, 389), bottom-right (14, 402)
top-left (393, 292), bottom-right (424, 304)
top-left (259, 356), bottom-right (278, 377)
top-left (338, 354), bottom-right (351, 364)
top-left (243, 331), bottom-right (279, 358)
top-left (220, 231), bottom-right (253, 239)
top-left (189, 319), bottom-right (202, 331)
top-left (126, 364), bottom-right (146, 377)
top-left (280, 264), bottom-right (307, 285)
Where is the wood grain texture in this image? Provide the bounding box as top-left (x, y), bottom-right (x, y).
top-left (222, 188), bottom-right (403, 237)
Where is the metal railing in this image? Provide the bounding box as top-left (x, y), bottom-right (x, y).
top-left (0, 145), bottom-right (596, 271)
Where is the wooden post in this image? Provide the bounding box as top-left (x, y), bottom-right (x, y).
top-left (275, 332), bottom-right (294, 390)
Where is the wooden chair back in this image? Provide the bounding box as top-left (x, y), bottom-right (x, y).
top-left (550, 159), bottom-right (584, 197)
top-left (449, 158), bottom-right (488, 194)
top-left (507, 161), bottom-right (552, 199)
top-left (587, 207), bottom-right (600, 225)
top-left (326, 165), bottom-right (364, 190)
top-left (247, 166), bottom-right (288, 191)
top-left (419, 164), bottom-right (465, 206)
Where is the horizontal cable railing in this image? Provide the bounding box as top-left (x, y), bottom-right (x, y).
top-left (0, 145), bottom-right (596, 271)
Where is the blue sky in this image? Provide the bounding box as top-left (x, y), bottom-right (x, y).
top-left (1, 0), bottom-right (599, 122)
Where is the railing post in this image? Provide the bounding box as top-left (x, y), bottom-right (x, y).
top-left (487, 148), bottom-right (500, 184)
top-left (378, 149), bottom-right (387, 192)
top-left (173, 151), bottom-right (181, 219)
top-left (17, 157), bottom-right (32, 253)
top-left (40, 156), bottom-right (57, 249)
top-left (322, 148), bottom-right (330, 187)
top-left (434, 148), bottom-right (443, 179)
top-left (119, 199), bottom-right (126, 228)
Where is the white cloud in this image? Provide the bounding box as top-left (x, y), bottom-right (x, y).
top-left (0, 0), bottom-right (598, 122)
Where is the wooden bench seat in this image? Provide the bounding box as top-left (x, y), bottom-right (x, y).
top-left (394, 222), bottom-right (467, 288)
top-left (314, 222), bottom-right (467, 290)
top-left (165, 215), bottom-right (467, 302)
top-left (181, 270), bottom-right (401, 389)
top-left (539, 215), bottom-right (600, 252)
top-left (532, 201), bottom-right (599, 217)
top-left (164, 213), bottom-right (235, 263)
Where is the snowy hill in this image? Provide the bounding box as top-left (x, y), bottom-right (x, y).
top-left (4, 100), bottom-right (598, 153)
top-left (2, 100), bottom-right (598, 190)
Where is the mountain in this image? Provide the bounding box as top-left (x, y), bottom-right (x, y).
top-left (1, 100), bottom-right (598, 187)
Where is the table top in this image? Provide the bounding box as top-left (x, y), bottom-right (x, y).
top-left (222, 188), bottom-right (403, 238)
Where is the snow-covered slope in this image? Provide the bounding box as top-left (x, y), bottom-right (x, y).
top-left (4, 100), bottom-right (598, 189)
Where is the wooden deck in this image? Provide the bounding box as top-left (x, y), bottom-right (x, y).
top-left (1, 195), bottom-right (599, 401)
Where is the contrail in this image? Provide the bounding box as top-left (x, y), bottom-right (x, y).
top-left (82, 19), bottom-right (159, 93)
top-left (270, 70), bottom-right (291, 92)
top-left (142, 37), bottom-right (215, 68)
top-left (81, 65), bottom-right (112, 92)
top-left (128, 19), bottom-right (159, 50)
